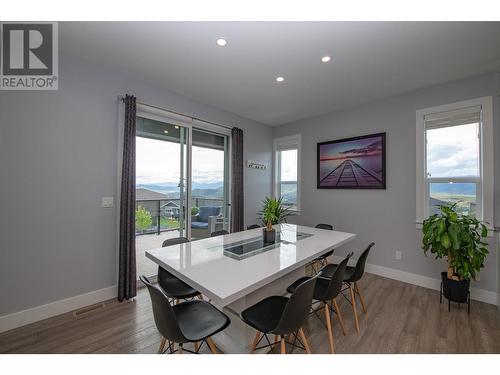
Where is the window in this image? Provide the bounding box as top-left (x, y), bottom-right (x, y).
top-left (416, 97), bottom-right (493, 229)
top-left (274, 135), bottom-right (301, 210)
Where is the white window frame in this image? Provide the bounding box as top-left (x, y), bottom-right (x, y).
top-left (273, 134), bottom-right (302, 212)
top-left (416, 96), bottom-right (494, 232)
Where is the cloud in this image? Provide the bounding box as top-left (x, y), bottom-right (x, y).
top-left (135, 137), bottom-right (224, 185)
top-left (427, 124), bottom-right (479, 178)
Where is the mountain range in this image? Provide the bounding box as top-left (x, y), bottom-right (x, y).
top-left (138, 182), bottom-right (223, 198)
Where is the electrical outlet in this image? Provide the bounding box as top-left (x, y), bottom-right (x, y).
top-left (395, 250), bottom-right (402, 260)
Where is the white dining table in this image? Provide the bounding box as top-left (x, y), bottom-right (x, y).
top-left (146, 223), bottom-right (356, 353)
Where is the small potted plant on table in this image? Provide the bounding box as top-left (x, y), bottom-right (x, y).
top-left (422, 204), bottom-right (489, 313)
top-left (259, 197), bottom-right (294, 244)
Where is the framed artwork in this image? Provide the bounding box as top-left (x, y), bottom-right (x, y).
top-left (317, 132), bottom-right (386, 189)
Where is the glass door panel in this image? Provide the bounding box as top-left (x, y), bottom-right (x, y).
top-left (135, 116), bottom-right (189, 277)
top-left (190, 128), bottom-right (230, 239)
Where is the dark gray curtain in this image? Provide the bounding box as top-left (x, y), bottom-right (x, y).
top-left (118, 95), bottom-right (137, 301)
top-left (231, 127), bottom-right (244, 232)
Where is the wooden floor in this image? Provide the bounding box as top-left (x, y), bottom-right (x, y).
top-left (1, 273), bottom-right (499, 354)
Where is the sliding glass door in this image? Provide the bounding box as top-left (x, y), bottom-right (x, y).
top-left (135, 116), bottom-right (190, 277)
top-left (134, 111), bottom-right (230, 277)
top-left (190, 128), bottom-right (230, 240)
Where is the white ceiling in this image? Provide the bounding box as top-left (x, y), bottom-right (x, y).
top-left (60, 22), bottom-right (500, 126)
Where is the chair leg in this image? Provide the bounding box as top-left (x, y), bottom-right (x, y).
top-left (324, 303), bottom-right (335, 354)
top-left (354, 282), bottom-right (367, 313)
top-left (349, 283), bottom-right (360, 333)
top-left (158, 337), bottom-right (167, 354)
top-left (178, 343), bottom-right (183, 354)
top-left (298, 328), bottom-right (311, 354)
top-left (194, 341), bottom-right (200, 352)
top-left (280, 336), bottom-right (286, 354)
top-left (274, 335), bottom-right (279, 346)
top-left (333, 298), bottom-right (347, 336)
top-left (249, 331), bottom-right (261, 353)
top-left (206, 337), bottom-right (219, 354)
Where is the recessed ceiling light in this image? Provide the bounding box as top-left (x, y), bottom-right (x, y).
top-left (276, 76), bottom-right (285, 83)
top-left (216, 38), bottom-right (227, 47)
top-left (174, 125), bottom-right (179, 129)
top-left (163, 130), bottom-right (169, 134)
top-left (321, 56), bottom-right (331, 63)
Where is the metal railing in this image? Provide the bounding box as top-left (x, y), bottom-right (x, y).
top-left (135, 197), bottom-right (224, 235)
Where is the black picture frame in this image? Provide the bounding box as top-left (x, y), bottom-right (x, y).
top-left (317, 132), bottom-right (386, 189)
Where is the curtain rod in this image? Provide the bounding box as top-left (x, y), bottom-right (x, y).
top-left (118, 95), bottom-right (234, 131)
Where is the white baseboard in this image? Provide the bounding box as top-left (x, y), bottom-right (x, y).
top-left (0, 285), bottom-right (117, 333)
top-left (329, 255), bottom-right (498, 306)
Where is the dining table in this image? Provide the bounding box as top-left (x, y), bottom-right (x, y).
top-left (146, 223), bottom-right (356, 353)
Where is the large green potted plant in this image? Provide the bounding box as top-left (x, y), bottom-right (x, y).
top-left (422, 203), bottom-right (489, 304)
top-left (259, 197), bottom-right (294, 243)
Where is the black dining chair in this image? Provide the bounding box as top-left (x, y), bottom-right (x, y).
top-left (241, 276), bottom-right (317, 354)
top-left (140, 275), bottom-right (230, 354)
top-left (247, 224), bottom-right (261, 230)
top-left (310, 224), bottom-right (334, 273)
top-left (319, 242), bottom-right (374, 333)
top-left (287, 253), bottom-right (352, 353)
top-left (210, 230), bottom-right (229, 237)
top-left (159, 237), bottom-right (201, 303)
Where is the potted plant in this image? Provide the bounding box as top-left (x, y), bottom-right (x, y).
top-left (422, 203), bottom-right (489, 308)
top-left (259, 197), bottom-right (294, 243)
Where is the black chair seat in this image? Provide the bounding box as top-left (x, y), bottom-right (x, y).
top-left (314, 250), bottom-right (334, 261)
top-left (241, 296), bottom-right (289, 333)
top-left (319, 264), bottom-right (356, 282)
top-left (286, 276), bottom-right (332, 301)
top-left (173, 300), bottom-right (230, 342)
top-left (158, 268), bottom-right (200, 299)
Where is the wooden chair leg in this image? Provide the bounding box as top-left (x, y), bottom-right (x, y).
top-left (333, 298), bottom-right (347, 336)
top-left (158, 337), bottom-right (167, 354)
top-left (349, 283), bottom-right (360, 333)
top-left (324, 304), bottom-right (335, 354)
top-left (194, 341), bottom-right (200, 352)
top-left (280, 336), bottom-right (286, 354)
top-left (274, 335), bottom-right (279, 346)
top-left (298, 328), bottom-right (312, 354)
top-left (354, 282), bottom-right (367, 313)
top-left (206, 337), bottom-right (219, 354)
top-left (249, 331), bottom-right (261, 353)
top-left (281, 336), bottom-right (286, 354)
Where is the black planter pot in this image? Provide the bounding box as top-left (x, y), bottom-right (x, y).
top-left (262, 228), bottom-right (276, 244)
top-left (440, 271), bottom-right (471, 314)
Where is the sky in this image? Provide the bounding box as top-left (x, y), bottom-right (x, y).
top-left (280, 149), bottom-right (297, 181)
top-left (319, 135), bottom-right (382, 160)
top-left (426, 123), bottom-right (479, 178)
top-left (136, 137), bottom-right (224, 186)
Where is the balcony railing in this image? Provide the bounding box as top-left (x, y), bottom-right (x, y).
top-left (135, 197), bottom-right (224, 236)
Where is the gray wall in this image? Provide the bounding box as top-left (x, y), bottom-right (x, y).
top-left (273, 72), bottom-right (500, 294)
top-left (0, 53), bottom-right (273, 315)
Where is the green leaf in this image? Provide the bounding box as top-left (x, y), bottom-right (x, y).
top-left (441, 233), bottom-right (451, 249)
